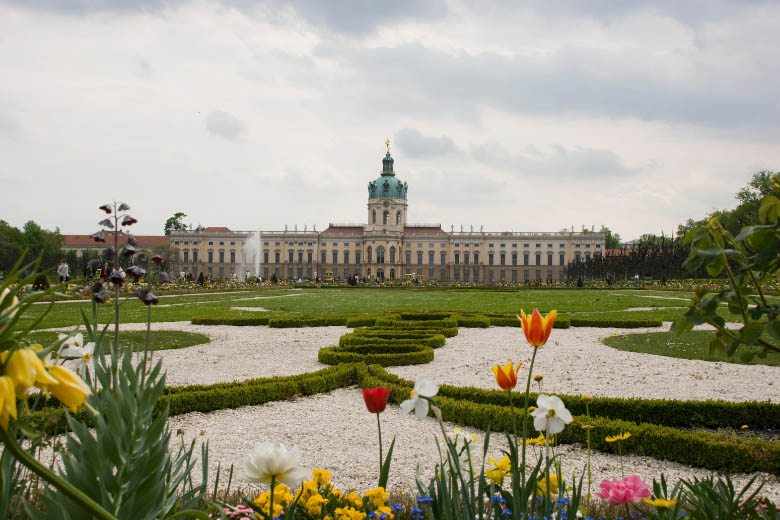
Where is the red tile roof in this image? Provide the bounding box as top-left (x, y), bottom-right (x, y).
top-left (321, 226), bottom-right (364, 235)
top-left (403, 226), bottom-right (448, 236)
top-left (202, 226), bottom-right (232, 232)
top-left (62, 233), bottom-right (170, 248)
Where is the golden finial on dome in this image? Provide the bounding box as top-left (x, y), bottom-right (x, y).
top-left (385, 138), bottom-right (390, 154)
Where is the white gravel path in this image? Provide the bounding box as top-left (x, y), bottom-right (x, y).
top-left (388, 325), bottom-right (780, 403)
top-left (168, 387), bottom-right (780, 501)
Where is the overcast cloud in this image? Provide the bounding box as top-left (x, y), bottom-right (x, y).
top-left (0, 0), bottom-right (778, 241)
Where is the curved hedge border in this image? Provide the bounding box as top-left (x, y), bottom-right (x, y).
top-left (191, 316), bottom-right (270, 326)
top-left (340, 334), bottom-right (446, 349)
top-left (319, 344), bottom-right (434, 366)
top-left (358, 365), bottom-right (780, 475)
top-left (569, 317), bottom-right (663, 328)
top-left (488, 317), bottom-right (571, 328)
top-left (375, 317), bottom-right (458, 329)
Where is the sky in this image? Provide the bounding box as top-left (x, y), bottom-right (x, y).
top-left (1, 0), bottom-right (779, 241)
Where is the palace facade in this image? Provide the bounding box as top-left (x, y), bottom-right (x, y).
top-left (169, 145), bottom-right (605, 282)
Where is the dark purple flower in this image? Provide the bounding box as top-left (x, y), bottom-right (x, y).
top-left (98, 218), bottom-right (114, 229)
top-left (102, 248), bottom-right (115, 260)
top-left (93, 290), bottom-right (108, 303)
top-left (121, 244), bottom-right (136, 257)
top-left (90, 281), bottom-right (103, 293)
top-left (99, 204), bottom-right (112, 214)
top-left (117, 202), bottom-right (130, 211)
top-left (137, 288), bottom-right (158, 305)
top-left (152, 254), bottom-right (164, 265)
top-left (126, 265), bottom-right (146, 281)
top-left (91, 230), bottom-right (106, 243)
top-left (127, 236), bottom-right (138, 246)
top-left (158, 271), bottom-right (172, 284)
top-left (121, 215), bottom-right (138, 226)
top-left (109, 271), bottom-right (124, 286)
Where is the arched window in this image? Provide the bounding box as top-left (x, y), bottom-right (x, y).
top-left (396, 211), bottom-right (401, 225)
top-left (376, 246), bottom-right (386, 264)
top-left (389, 246), bottom-right (396, 263)
top-left (390, 268), bottom-right (395, 280)
top-left (372, 211), bottom-right (376, 224)
top-left (383, 211), bottom-right (389, 225)
top-left (367, 246), bottom-right (373, 263)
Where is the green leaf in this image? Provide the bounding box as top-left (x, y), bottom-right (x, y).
top-left (739, 351), bottom-right (756, 363)
top-left (759, 195), bottom-right (780, 224)
top-left (378, 436), bottom-right (396, 489)
top-left (766, 319), bottom-right (780, 341)
top-left (739, 323), bottom-right (765, 346)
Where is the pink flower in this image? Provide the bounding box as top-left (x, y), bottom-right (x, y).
top-left (596, 475), bottom-right (651, 505)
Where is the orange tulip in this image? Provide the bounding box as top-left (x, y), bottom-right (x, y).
top-left (492, 361), bottom-right (521, 391)
top-left (517, 309), bottom-right (557, 347)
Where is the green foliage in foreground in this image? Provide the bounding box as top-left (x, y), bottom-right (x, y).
top-left (604, 330), bottom-right (780, 366)
top-left (23, 330), bottom-right (210, 353)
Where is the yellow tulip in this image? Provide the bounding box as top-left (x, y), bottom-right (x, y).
top-left (0, 376), bottom-right (17, 430)
top-left (643, 497), bottom-right (679, 508)
top-left (0, 287), bottom-right (19, 334)
top-left (517, 309), bottom-right (557, 347)
top-left (536, 473), bottom-right (560, 496)
top-left (491, 361), bottom-right (521, 391)
top-left (47, 365), bottom-right (91, 411)
top-left (3, 348), bottom-right (58, 397)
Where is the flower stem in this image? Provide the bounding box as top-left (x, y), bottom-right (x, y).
top-left (0, 428), bottom-right (117, 520)
top-left (586, 403), bottom-right (592, 499)
top-left (618, 441), bottom-right (624, 478)
top-left (141, 304), bottom-right (151, 385)
top-left (376, 412), bottom-right (384, 478)
top-left (520, 346), bottom-right (539, 487)
top-left (269, 475), bottom-right (276, 520)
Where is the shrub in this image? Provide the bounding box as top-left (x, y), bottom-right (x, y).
top-left (569, 318), bottom-right (663, 328)
top-left (268, 316), bottom-right (349, 328)
top-left (452, 315), bottom-right (490, 328)
top-left (318, 344), bottom-right (434, 366)
top-left (374, 317), bottom-right (458, 329)
top-left (339, 334), bottom-right (446, 349)
top-left (399, 312), bottom-right (452, 321)
top-left (345, 314), bottom-right (400, 328)
top-left (191, 316), bottom-right (270, 326)
top-left (489, 316), bottom-right (571, 329)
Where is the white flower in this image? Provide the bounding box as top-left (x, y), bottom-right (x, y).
top-left (530, 394), bottom-right (573, 435)
top-left (242, 442), bottom-right (309, 488)
top-left (59, 340), bottom-right (96, 377)
top-left (399, 376), bottom-right (439, 419)
top-left (58, 332), bottom-right (84, 350)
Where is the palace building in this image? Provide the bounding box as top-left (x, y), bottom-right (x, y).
top-left (170, 142), bottom-right (605, 282)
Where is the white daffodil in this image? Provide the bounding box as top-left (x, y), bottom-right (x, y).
top-left (530, 394), bottom-right (573, 435)
top-left (399, 376), bottom-right (439, 419)
top-left (242, 442), bottom-right (309, 488)
top-left (59, 341), bottom-right (96, 377)
top-left (57, 332), bottom-right (84, 350)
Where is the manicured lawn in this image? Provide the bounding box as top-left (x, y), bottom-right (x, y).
top-left (602, 330), bottom-right (780, 366)
top-left (23, 330), bottom-right (210, 353)
top-left (18, 287), bottom-right (744, 329)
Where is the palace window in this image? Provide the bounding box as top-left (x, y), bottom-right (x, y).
top-left (405, 251), bottom-right (411, 264)
top-left (275, 252), bottom-right (280, 263)
top-left (298, 251), bottom-right (303, 264)
top-left (367, 246), bottom-right (372, 262)
top-left (264, 252), bottom-right (269, 263)
top-left (464, 252), bottom-right (470, 265)
top-left (390, 246), bottom-right (396, 263)
top-left (560, 253), bottom-right (565, 265)
top-left (535, 253), bottom-right (540, 265)
top-left (547, 253), bottom-right (553, 266)
top-left (396, 211), bottom-right (401, 225)
top-left (219, 251), bottom-right (225, 263)
top-left (332, 251), bottom-right (338, 264)
top-left (512, 253), bottom-right (517, 266)
top-left (377, 246), bottom-right (385, 263)
top-left (474, 253), bottom-right (479, 264)
top-left (440, 252), bottom-right (446, 265)
top-left (183, 251), bottom-right (189, 262)
top-left (308, 252), bottom-right (313, 263)
top-left (417, 251), bottom-right (423, 264)
top-left (372, 211), bottom-right (376, 224)
top-left (230, 251), bottom-right (236, 263)
top-left (288, 251), bottom-right (293, 263)
top-left (500, 253), bottom-right (505, 266)
top-left (193, 251), bottom-right (198, 262)
top-left (355, 251), bottom-right (361, 264)
top-left (321, 251), bottom-right (326, 264)
top-left (344, 251), bottom-right (350, 264)
top-left (428, 251), bottom-right (434, 265)
top-left (489, 253), bottom-right (494, 266)
top-left (454, 253), bottom-right (460, 265)
top-left (383, 211), bottom-right (389, 224)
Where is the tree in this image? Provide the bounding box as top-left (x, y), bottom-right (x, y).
top-left (602, 227), bottom-right (621, 249)
top-left (164, 212), bottom-right (189, 236)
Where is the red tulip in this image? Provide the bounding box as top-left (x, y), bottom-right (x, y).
top-left (363, 387), bottom-right (391, 414)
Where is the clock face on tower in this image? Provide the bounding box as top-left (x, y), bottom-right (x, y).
top-left (383, 201), bottom-right (389, 207)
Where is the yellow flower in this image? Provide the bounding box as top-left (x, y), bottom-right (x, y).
top-left (346, 492), bottom-right (364, 509)
top-left (527, 406), bottom-right (536, 412)
top-left (271, 483), bottom-right (293, 505)
top-left (363, 487), bottom-right (389, 508)
top-left (296, 480), bottom-right (320, 503)
top-left (0, 376), bottom-right (17, 430)
top-left (517, 309), bottom-right (557, 347)
top-left (377, 505), bottom-right (394, 519)
top-left (582, 395), bottom-right (593, 402)
top-left (492, 361), bottom-right (521, 391)
top-left (643, 497), bottom-right (679, 508)
top-left (254, 492), bottom-right (285, 517)
top-left (533, 374), bottom-right (543, 382)
top-left (313, 468), bottom-right (332, 487)
top-left (330, 488), bottom-right (344, 500)
top-left (485, 455), bottom-right (511, 485)
top-left (605, 432), bottom-right (631, 443)
top-left (536, 473), bottom-right (560, 496)
top-left (46, 365), bottom-right (91, 412)
top-left (581, 424), bottom-right (594, 430)
top-left (335, 507), bottom-right (366, 520)
top-left (306, 494), bottom-right (329, 516)
top-left (3, 348), bottom-right (58, 397)
top-left (741, 425), bottom-right (749, 430)
top-left (0, 287), bottom-right (19, 334)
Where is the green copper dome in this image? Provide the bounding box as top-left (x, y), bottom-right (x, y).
top-left (368, 152), bottom-right (408, 199)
